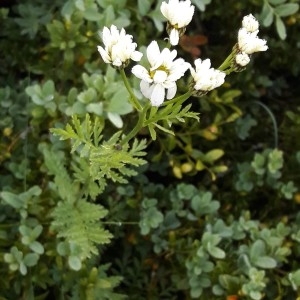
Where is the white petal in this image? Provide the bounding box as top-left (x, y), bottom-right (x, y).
top-left (112, 58), bottom-right (122, 67)
top-left (132, 65), bottom-right (152, 82)
top-left (153, 70), bottom-right (168, 83)
top-left (236, 52), bottom-right (250, 66)
top-left (170, 29), bottom-right (179, 46)
top-left (101, 26), bottom-right (110, 45)
top-left (242, 14), bottom-right (259, 32)
top-left (147, 41), bottom-right (161, 67)
top-left (150, 84), bottom-right (165, 106)
top-left (160, 0), bottom-right (194, 28)
top-left (166, 84), bottom-right (177, 99)
top-left (160, 2), bottom-right (169, 17)
top-left (97, 46), bottom-right (111, 63)
top-left (131, 50), bottom-right (143, 62)
top-left (140, 80), bottom-right (153, 99)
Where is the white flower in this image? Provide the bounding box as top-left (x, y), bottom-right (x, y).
top-left (190, 59), bottom-right (226, 94)
top-left (238, 28), bottom-right (268, 54)
top-left (236, 52), bottom-right (250, 67)
top-left (132, 41), bottom-right (190, 106)
top-left (242, 14), bottom-right (259, 33)
top-left (160, 0), bottom-right (195, 46)
top-left (97, 25), bottom-right (143, 68)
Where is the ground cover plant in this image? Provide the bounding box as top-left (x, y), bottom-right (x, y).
top-left (1, 0), bottom-right (300, 299)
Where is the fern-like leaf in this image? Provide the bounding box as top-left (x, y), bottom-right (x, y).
top-left (40, 144), bottom-right (78, 202)
top-left (71, 157), bottom-right (106, 200)
top-left (51, 114), bottom-right (147, 188)
top-left (145, 102), bottom-right (199, 138)
top-left (50, 114), bottom-right (104, 157)
top-left (90, 138), bottom-right (147, 183)
top-left (51, 200), bottom-right (112, 260)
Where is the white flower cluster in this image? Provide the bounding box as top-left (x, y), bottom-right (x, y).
top-left (97, 25), bottom-right (142, 68)
top-left (190, 59), bottom-right (226, 96)
top-left (132, 41), bottom-right (190, 106)
top-left (160, 0), bottom-right (195, 46)
top-left (236, 14), bottom-right (268, 67)
top-left (97, 2), bottom-right (268, 107)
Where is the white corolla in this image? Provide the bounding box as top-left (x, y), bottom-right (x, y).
top-left (97, 25), bottom-right (142, 68)
top-left (132, 41), bottom-right (190, 106)
top-left (160, 0), bottom-right (195, 45)
top-left (189, 58), bottom-right (226, 95)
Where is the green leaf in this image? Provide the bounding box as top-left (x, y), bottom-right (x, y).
top-left (288, 270), bottom-right (300, 289)
top-left (83, 7), bottom-right (102, 21)
top-left (107, 89), bottom-right (133, 115)
top-left (51, 200), bottom-right (113, 260)
top-left (61, 0), bottom-right (75, 17)
top-left (86, 102), bottom-right (103, 116)
top-left (268, 149), bottom-right (283, 173)
top-left (77, 88), bottom-right (97, 104)
top-left (68, 255), bottom-right (82, 271)
top-left (274, 3), bottom-right (299, 17)
top-left (23, 253), bottom-right (39, 267)
top-left (0, 191), bottom-right (22, 209)
top-left (207, 245), bottom-right (226, 259)
top-left (269, 0), bottom-right (287, 5)
top-left (250, 240), bottom-right (266, 259)
top-left (203, 149), bottom-right (224, 163)
top-left (140, 206), bottom-right (164, 235)
top-left (29, 241), bottom-right (44, 255)
top-left (148, 124), bottom-right (157, 140)
top-left (138, 0), bottom-right (151, 16)
top-left (42, 80), bottom-right (55, 100)
top-left (254, 256), bottom-right (277, 269)
top-left (275, 15), bottom-right (286, 40)
top-left (193, 0), bottom-right (212, 12)
top-left (219, 274), bottom-right (240, 291)
top-left (19, 262), bottom-right (27, 275)
top-left (154, 123), bottom-right (174, 136)
top-left (261, 2), bottom-right (274, 27)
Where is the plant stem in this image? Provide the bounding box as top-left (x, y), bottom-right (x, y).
top-left (218, 49), bottom-right (236, 71)
top-left (121, 102), bottom-right (150, 145)
top-left (161, 90), bottom-right (192, 107)
top-left (253, 100), bottom-right (278, 148)
top-left (120, 69), bottom-right (142, 111)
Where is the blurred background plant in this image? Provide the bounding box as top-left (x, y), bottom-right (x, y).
top-left (1, 0), bottom-right (300, 299)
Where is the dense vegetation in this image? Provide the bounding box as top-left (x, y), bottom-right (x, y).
top-left (1, 0), bottom-right (300, 299)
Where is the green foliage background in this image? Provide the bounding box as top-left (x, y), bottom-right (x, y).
top-left (1, 0), bottom-right (300, 299)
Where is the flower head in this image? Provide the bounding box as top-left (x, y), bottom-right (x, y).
top-left (132, 41), bottom-right (190, 106)
top-left (235, 52), bottom-right (250, 67)
top-left (160, 0), bottom-right (195, 46)
top-left (189, 59), bottom-right (226, 96)
top-left (242, 14), bottom-right (259, 32)
top-left (97, 25), bottom-right (142, 69)
top-left (238, 28), bottom-right (268, 54)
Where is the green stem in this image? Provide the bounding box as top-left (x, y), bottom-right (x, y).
top-left (120, 69), bottom-right (142, 111)
top-left (121, 102), bottom-right (150, 145)
top-left (253, 101), bottom-right (278, 148)
top-left (161, 90), bottom-right (192, 107)
top-left (218, 49), bottom-right (236, 71)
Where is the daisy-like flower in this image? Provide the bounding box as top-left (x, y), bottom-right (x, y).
top-left (160, 0), bottom-right (195, 46)
top-left (242, 14), bottom-right (259, 33)
top-left (132, 41), bottom-right (190, 106)
top-left (238, 28), bottom-right (268, 55)
top-left (189, 59), bottom-right (226, 96)
top-left (97, 25), bottom-right (142, 69)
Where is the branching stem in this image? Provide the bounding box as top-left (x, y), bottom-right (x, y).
top-left (218, 49), bottom-right (236, 71)
top-left (121, 102), bottom-right (150, 145)
top-left (120, 69), bottom-right (142, 111)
